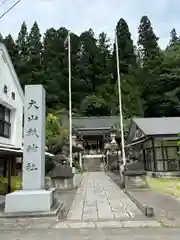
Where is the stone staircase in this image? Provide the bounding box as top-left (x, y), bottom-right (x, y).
top-left (83, 155), bottom-right (104, 172)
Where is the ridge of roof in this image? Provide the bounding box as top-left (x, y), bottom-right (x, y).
top-left (132, 117), bottom-right (180, 135)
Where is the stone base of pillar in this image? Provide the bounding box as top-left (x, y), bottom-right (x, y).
top-left (5, 188), bottom-right (55, 213)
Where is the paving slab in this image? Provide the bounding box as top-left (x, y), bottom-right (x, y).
top-left (128, 189), bottom-right (180, 227)
top-left (1, 228), bottom-right (180, 240)
top-left (0, 179), bottom-right (160, 231)
top-left (51, 219), bottom-right (161, 229)
top-left (67, 172), bottom-right (144, 221)
top-left (0, 217), bottom-right (57, 230)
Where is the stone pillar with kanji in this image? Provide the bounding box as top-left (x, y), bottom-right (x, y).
top-left (5, 85), bottom-right (54, 214)
top-left (22, 85), bottom-right (45, 190)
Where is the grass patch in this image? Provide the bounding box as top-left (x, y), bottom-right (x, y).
top-left (147, 177), bottom-right (180, 198)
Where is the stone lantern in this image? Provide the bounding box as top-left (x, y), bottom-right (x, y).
top-left (71, 133), bottom-right (84, 169)
top-left (109, 132), bottom-right (118, 151)
top-left (72, 134), bottom-right (77, 146)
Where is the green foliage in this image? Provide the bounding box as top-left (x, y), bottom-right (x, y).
top-left (169, 28), bottom-right (180, 47)
top-left (2, 17), bottom-right (180, 119)
top-left (46, 112), bottom-right (68, 151)
top-left (177, 133), bottom-right (180, 156)
top-left (45, 156), bottom-right (55, 175)
top-left (80, 94), bottom-right (110, 116)
top-left (138, 16), bottom-right (160, 64)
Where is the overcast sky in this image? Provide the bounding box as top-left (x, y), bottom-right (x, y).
top-left (0, 0), bottom-right (179, 48)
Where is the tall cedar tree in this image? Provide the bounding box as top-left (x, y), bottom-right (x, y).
top-left (138, 16), bottom-right (159, 65)
top-left (64, 32), bottom-right (83, 112)
top-left (96, 32), bottom-right (111, 86)
top-left (79, 29), bottom-right (100, 93)
top-left (169, 28), bottom-right (179, 47)
top-left (111, 18), bottom-right (143, 117)
top-left (3, 18), bottom-right (180, 119)
top-left (16, 22), bottom-right (29, 88)
top-left (3, 34), bottom-right (19, 69)
top-left (0, 33), bottom-right (3, 42)
top-left (137, 16), bottom-right (162, 117)
top-left (16, 21), bottom-right (29, 59)
top-left (26, 21), bottom-right (44, 85)
top-left (112, 18), bottom-right (137, 78)
top-left (95, 32), bottom-right (117, 115)
top-left (42, 27), bottom-right (67, 110)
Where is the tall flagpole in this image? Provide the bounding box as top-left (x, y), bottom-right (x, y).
top-left (115, 29), bottom-right (126, 168)
top-left (68, 31), bottom-right (73, 168)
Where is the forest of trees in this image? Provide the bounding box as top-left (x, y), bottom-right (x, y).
top-left (1, 15), bottom-right (180, 118)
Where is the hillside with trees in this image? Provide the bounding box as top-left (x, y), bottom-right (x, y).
top-left (1, 16), bottom-right (180, 118)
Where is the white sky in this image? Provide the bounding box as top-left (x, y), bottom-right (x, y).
top-left (0, 0), bottom-right (180, 48)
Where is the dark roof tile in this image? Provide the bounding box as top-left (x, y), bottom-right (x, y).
top-left (133, 117), bottom-right (180, 135)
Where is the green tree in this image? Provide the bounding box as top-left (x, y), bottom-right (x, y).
top-left (121, 73), bottom-right (144, 117)
top-left (137, 16), bottom-right (163, 117)
top-left (42, 27), bottom-right (69, 111)
top-left (78, 29), bottom-right (100, 93)
top-left (4, 16), bottom-right (179, 119)
top-left (112, 18), bottom-right (137, 78)
top-left (98, 81), bottom-right (118, 115)
top-left (3, 34), bottom-right (19, 67)
top-left (46, 112), bottom-right (68, 151)
top-left (0, 33), bottom-right (3, 42)
top-left (95, 32), bottom-right (112, 92)
top-left (110, 18), bottom-right (143, 117)
top-left (16, 21), bottom-right (29, 58)
top-left (65, 32), bottom-right (84, 111)
top-left (138, 16), bottom-right (160, 65)
top-left (26, 21), bottom-right (44, 85)
top-left (97, 32), bottom-right (111, 76)
top-left (16, 21), bottom-right (29, 88)
top-left (169, 28), bottom-right (179, 47)
top-left (80, 94), bottom-right (111, 116)
top-left (154, 46), bottom-right (180, 116)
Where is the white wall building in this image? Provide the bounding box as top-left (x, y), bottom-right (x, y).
top-left (0, 43), bottom-right (24, 149)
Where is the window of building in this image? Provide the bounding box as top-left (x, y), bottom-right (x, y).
top-left (0, 104), bottom-right (11, 138)
top-left (156, 147), bottom-right (162, 159)
top-left (166, 147), bottom-right (180, 171)
top-left (166, 147), bottom-right (179, 160)
top-left (156, 146), bottom-right (180, 171)
top-left (0, 158), bottom-right (7, 177)
top-left (144, 148), bottom-right (154, 171)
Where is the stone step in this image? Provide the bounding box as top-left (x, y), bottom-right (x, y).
top-left (83, 158), bottom-right (103, 172)
top-left (84, 167), bottom-right (104, 171)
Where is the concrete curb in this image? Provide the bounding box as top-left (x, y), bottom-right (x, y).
top-left (124, 190), bottom-right (154, 217)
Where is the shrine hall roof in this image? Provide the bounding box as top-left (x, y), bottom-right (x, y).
top-left (61, 116), bottom-right (130, 130)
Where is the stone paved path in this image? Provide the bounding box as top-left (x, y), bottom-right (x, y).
top-left (67, 172), bottom-right (144, 221)
top-left (1, 228), bottom-right (180, 240)
top-left (0, 172), bottom-right (161, 230)
top-left (129, 189), bottom-right (180, 227)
